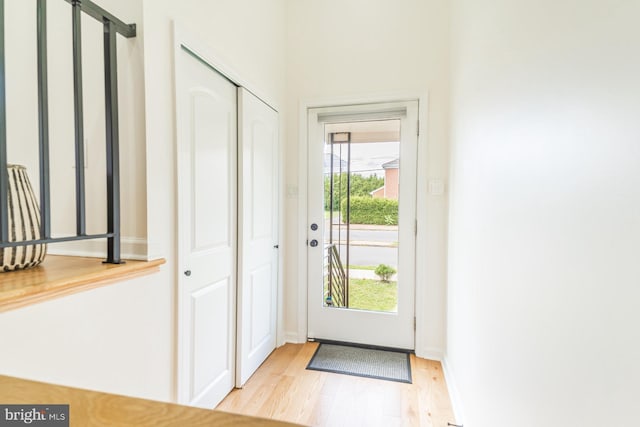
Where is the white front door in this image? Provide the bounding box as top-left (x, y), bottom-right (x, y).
top-left (176, 47), bottom-right (237, 408)
top-left (307, 101), bottom-right (419, 350)
top-left (236, 88), bottom-right (279, 387)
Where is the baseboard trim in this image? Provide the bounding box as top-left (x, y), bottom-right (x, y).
top-left (47, 237), bottom-right (148, 261)
top-left (284, 331), bottom-right (304, 344)
top-left (442, 355), bottom-right (466, 426)
top-left (419, 347), bottom-right (444, 361)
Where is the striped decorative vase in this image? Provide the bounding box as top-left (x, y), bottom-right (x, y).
top-left (0, 164), bottom-right (47, 272)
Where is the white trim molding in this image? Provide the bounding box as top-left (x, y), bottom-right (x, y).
top-left (283, 331), bottom-right (304, 344)
top-left (47, 237), bottom-right (149, 260)
top-left (172, 22), bottom-right (279, 113)
top-left (442, 356), bottom-right (467, 426)
top-left (421, 347), bottom-right (445, 362)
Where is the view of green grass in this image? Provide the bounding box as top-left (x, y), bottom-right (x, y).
top-left (348, 278), bottom-right (397, 312)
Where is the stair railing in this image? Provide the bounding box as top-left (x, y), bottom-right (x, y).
top-left (325, 243), bottom-right (347, 308)
top-left (0, 0), bottom-right (136, 264)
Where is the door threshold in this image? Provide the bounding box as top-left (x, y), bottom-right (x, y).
top-left (308, 338), bottom-right (414, 354)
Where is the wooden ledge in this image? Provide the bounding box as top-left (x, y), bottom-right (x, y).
top-left (0, 255), bottom-right (166, 312)
top-left (0, 375), bottom-right (301, 426)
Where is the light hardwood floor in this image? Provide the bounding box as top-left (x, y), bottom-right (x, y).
top-left (217, 342), bottom-right (457, 427)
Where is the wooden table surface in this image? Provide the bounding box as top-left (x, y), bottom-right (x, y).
top-left (0, 375), bottom-right (302, 426)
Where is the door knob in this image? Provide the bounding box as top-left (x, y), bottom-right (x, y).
top-left (309, 239), bottom-right (318, 247)
top-left (184, 270), bottom-right (191, 277)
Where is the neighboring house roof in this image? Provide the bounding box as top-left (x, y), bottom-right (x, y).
top-left (369, 185), bottom-right (385, 196)
top-left (382, 158), bottom-right (399, 169)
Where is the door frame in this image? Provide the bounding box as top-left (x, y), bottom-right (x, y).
top-left (296, 93), bottom-right (431, 357)
top-left (173, 22), bottom-right (284, 401)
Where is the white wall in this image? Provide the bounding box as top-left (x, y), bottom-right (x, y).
top-left (0, 0), bottom-right (286, 403)
top-left (447, 1), bottom-right (640, 425)
top-left (283, 0), bottom-right (450, 356)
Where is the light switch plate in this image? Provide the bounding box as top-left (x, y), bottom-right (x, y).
top-left (286, 185), bottom-right (299, 198)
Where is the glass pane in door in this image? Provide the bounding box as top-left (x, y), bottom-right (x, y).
top-left (322, 120), bottom-right (401, 313)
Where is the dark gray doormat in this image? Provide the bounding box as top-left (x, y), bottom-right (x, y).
top-left (306, 342), bottom-right (412, 383)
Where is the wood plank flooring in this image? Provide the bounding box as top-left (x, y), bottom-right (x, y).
top-left (217, 343), bottom-right (457, 427)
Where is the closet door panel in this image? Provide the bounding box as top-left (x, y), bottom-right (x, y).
top-left (236, 88), bottom-right (279, 387)
top-left (176, 47), bottom-right (237, 408)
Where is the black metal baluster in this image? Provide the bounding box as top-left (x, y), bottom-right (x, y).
top-left (72, 0), bottom-right (86, 236)
top-left (63, 0), bottom-right (136, 38)
top-left (329, 133), bottom-right (335, 303)
top-left (103, 19), bottom-right (122, 264)
top-left (37, 0), bottom-right (51, 239)
top-left (345, 133), bottom-right (351, 308)
top-left (0, 0), bottom-right (9, 243)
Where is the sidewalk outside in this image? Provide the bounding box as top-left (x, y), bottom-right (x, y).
top-left (348, 269), bottom-right (397, 281)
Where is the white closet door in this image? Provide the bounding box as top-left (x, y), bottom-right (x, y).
top-left (236, 88), bottom-right (279, 387)
top-left (176, 47), bottom-right (237, 408)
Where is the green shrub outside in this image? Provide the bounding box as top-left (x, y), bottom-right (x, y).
top-left (340, 196), bottom-right (398, 225)
top-left (374, 264), bottom-right (396, 282)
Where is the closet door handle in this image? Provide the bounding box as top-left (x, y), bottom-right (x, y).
top-left (184, 270), bottom-right (191, 277)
